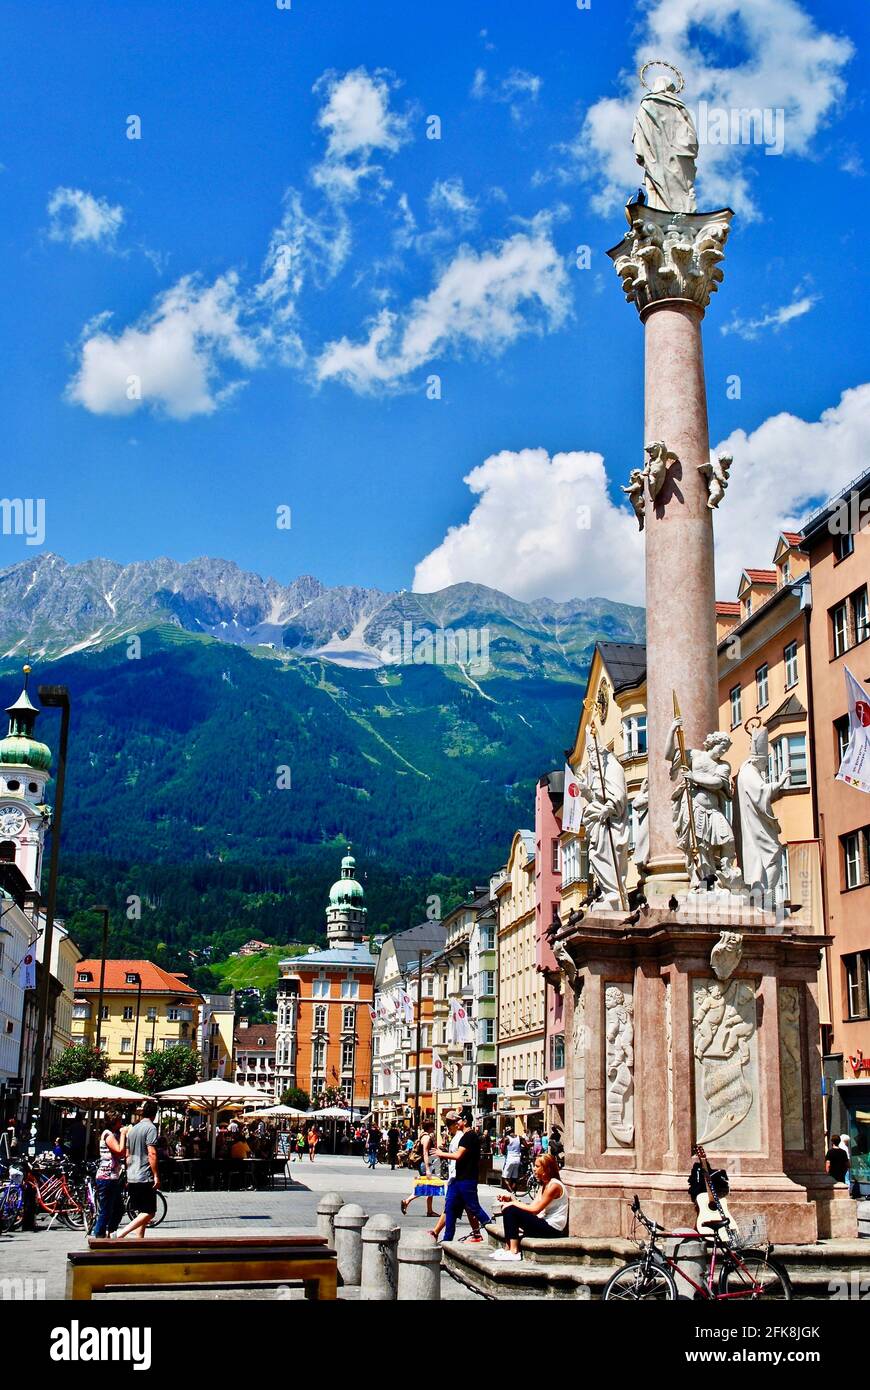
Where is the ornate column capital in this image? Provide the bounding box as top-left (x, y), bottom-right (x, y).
top-left (607, 204), bottom-right (733, 317)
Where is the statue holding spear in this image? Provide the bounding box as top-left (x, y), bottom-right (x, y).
top-left (579, 699), bottom-right (630, 911)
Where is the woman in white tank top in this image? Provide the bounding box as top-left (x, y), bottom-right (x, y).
top-left (492, 1153), bottom-right (569, 1261)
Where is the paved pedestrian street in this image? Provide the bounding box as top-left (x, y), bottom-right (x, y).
top-left (1, 1156), bottom-right (491, 1300)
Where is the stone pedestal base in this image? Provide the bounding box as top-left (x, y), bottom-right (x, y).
top-left (561, 905), bottom-right (830, 1244)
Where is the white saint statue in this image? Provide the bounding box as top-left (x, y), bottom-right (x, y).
top-left (632, 76), bottom-right (698, 213)
top-left (665, 718), bottom-right (743, 891)
top-left (633, 777), bottom-right (650, 871)
top-left (736, 725), bottom-right (789, 897)
top-left (579, 736), bottom-right (630, 909)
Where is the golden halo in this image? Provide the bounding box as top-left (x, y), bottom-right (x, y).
top-left (639, 60), bottom-right (685, 94)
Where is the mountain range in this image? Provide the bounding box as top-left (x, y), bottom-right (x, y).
top-left (0, 554), bottom-right (644, 680)
top-left (0, 555), bottom-right (645, 976)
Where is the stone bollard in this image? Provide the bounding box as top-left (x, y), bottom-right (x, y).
top-left (360, 1214), bottom-right (400, 1300)
top-left (317, 1191), bottom-right (345, 1247)
top-left (672, 1238), bottom-right (706, 1295)
top-left (334, 1203), bottom-right (367, 1286)
top-left (397, 1231), bottom-right (442, 1302)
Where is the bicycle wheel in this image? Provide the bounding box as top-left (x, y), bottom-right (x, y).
top-left (0, 1186), bottom-right (23, 1232)
top-left (718, 1250), bottom-right (793, 1301)
top-left (151, 1191), bottom-right (168, 1228)
top-left (603, 1259), bottom-right (677, 1301)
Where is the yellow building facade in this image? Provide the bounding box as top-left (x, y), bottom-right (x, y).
top-left (494, 831), bottom-right (545, 1135)
top-left (72, 959), bottom-right (201, 1075)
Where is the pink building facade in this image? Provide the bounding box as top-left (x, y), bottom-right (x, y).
top-left (535, 770), bottom-right (565, 1133)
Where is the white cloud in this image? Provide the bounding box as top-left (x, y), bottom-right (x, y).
top-left (427, 178), bottom-right (479, 225)
top-left (311, 68), bottom-right (412, 202)
top-left (315, 230), bottom-right (570, 392)
top-left (66, 273), bottom-right (259, 419)
top-left (414, 448), bottom-right (643, 603)
top-left (471, 67), bottom-right (542, 121)
top-left (564, 0), bottom-right (853, 220)
top-left (712, 382), bottom-right (870, 593)
top-left (411, 384), bottom-right (870, 608)
top-left (47, 187), bottom-right (124, 245)
top-left (720, 284), bottom-right (819, 339)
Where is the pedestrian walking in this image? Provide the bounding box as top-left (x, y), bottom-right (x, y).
top-left (401, 1120), bottom-right (440, 1218)
top-left (501, 1129), bottom-right (526, 1194)
top-left (92, 1109), bottom-right (125, 1238)
top-left (115, 1100), bottom-right (161, 1240)
top-left (295, 1129), bottom-right (306, 1163)
top-left (365, 1123), bottom-right (382, 1169)
top-left (307, 1124), bottom-right (319, 1162)
top-left (431, 1111), bottom-right (491, 1244)
top-left (387, 1124), bottom-right (400, 1171)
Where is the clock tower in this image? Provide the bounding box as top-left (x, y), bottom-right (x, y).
top-left (0, 667), bottom-right (52, 892)
top-left (325, 846), bottom-right (367, 946)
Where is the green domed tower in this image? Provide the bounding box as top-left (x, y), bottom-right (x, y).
top-left (326, 845), bottom-right (367, 945)
top-left (0, 665), bottom-right (52, 891)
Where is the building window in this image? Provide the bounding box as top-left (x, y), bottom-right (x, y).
top-left (479, 1018), bottom-right (494, 1044)
top-left (550, 1033), bottom-right (565, 1071)
top-left (312, 980), bottom-right (329, 998)
top-left (845, 952), bottom-right (870, 1020)
top-left (342, 1006), bottom-right (355, 1031)
top-left (313, 1039), bottom-right (326, 1069)
top-left (120, 1038), bottom-right (131, 1054)
top-left (122, 1006), bottom-right (134, 1021)
top-left (72, 1003), bottom-right (90, 1020)
top-left (834, 531), bottom-right (855, 563)
top-left (314, 1005), bottom-right (327, 1031)
top-left (835, 715), bottom-right (850, 766)
top-left (855, 587), bottom-right (870, 645)
top-left (144, 1038), bottom-right (154, 1054)
top-left (479, 924), bottom-right (495, 951)
top-left (341, 980), bottom-right (359, 999)
top-left (771, 734), bottom-right (807, 788)
top-left (125, 973), bottom-right (138, 984)
top-left (729, 685), bottom-right (742, 728)
top-left (843, 831), bottom-right (864, 890)
top-left (755, 664), bottom-right (769, 709)
top-left (78, 972), bottom-right (93, 984)
top-left (781, 557), bottom-right (791, 583)
top-left (622, 715), bottom-right (647, 757)
top-left (100, 1005), bottom-right (109, 1021)
top-left (551, 838), bottom-right (560, 874)
top-left (422, 977), bottom-right (433, 997)
top-left (832, 602), bottom-right (850, 658)
top-left (146, 1008), bottom-right (157, 1022)
top-left (341, 1041), bottom-right (354, 1071)
top-left (480, 970), bottom-right (495, 997)
top-left (783, 641), bottom-right (799, 689)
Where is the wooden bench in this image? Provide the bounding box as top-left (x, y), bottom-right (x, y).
top-left (67, 1234), bottom-right (337, 1301)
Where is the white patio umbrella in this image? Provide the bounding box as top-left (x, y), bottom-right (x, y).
top-left (240, 1104), bottom-right (308, 1119)
top-left (37, 1078), bottom-right (151, 1151)
top-left (156, 1078), bottom-right (271, 1156)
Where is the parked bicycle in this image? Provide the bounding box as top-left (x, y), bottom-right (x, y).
top-left (602, 1195), bottom-right (792, 1301)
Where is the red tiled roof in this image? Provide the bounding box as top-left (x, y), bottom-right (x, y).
top-left (74, 959), bottom-right (198, 996)
top-left (780, 532), bottom-right (802, 546)
top-left (743, 569), bottom-right (777, 584)
top-left (716, 602), bottom-right (740, 616)
top-left (234, 1023), bottom-right (276, 1051)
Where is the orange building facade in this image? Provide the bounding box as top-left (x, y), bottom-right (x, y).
top-left (274, 850), bottom-right (375, 1110)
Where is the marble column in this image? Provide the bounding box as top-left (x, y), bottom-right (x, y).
top-left (608, 204), bottom-right (733, 897)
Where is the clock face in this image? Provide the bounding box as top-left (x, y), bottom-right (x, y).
top-left (0, 806), bottom-right (25, 837)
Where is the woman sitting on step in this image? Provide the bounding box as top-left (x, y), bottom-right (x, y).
top-left (491, 1153), bottom-right (569, 1262)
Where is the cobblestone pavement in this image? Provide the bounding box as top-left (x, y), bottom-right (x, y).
top-left (0, 1155), bottom-right (494, 1301)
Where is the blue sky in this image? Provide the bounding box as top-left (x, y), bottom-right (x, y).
top-left (1, 0), bottom-right (868, 603)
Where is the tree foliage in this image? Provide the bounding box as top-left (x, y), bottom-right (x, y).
top-left (280, 1086), bottom-right (310, 1112)
top-left (46, 1043), bottom-right (109, 1088)
top-left (141, 1045), bottom-right (201, 1095)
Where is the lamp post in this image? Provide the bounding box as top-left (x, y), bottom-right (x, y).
top-left (130, 973), bottom-right (143, 1074)
top-left (413, 950), bottom-right (424, 1133)
top-left (91, 905), bottom-right (110, 1055)
top-left (30, 684), bottom-right (70, 1139)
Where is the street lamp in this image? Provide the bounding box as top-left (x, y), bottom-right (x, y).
top-left (130, 974), bottom-right (143, 1073)
top-left (30, 684), bottom-right (70, 1138)
top-left (91, 905), bottom-right (110, 1055)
